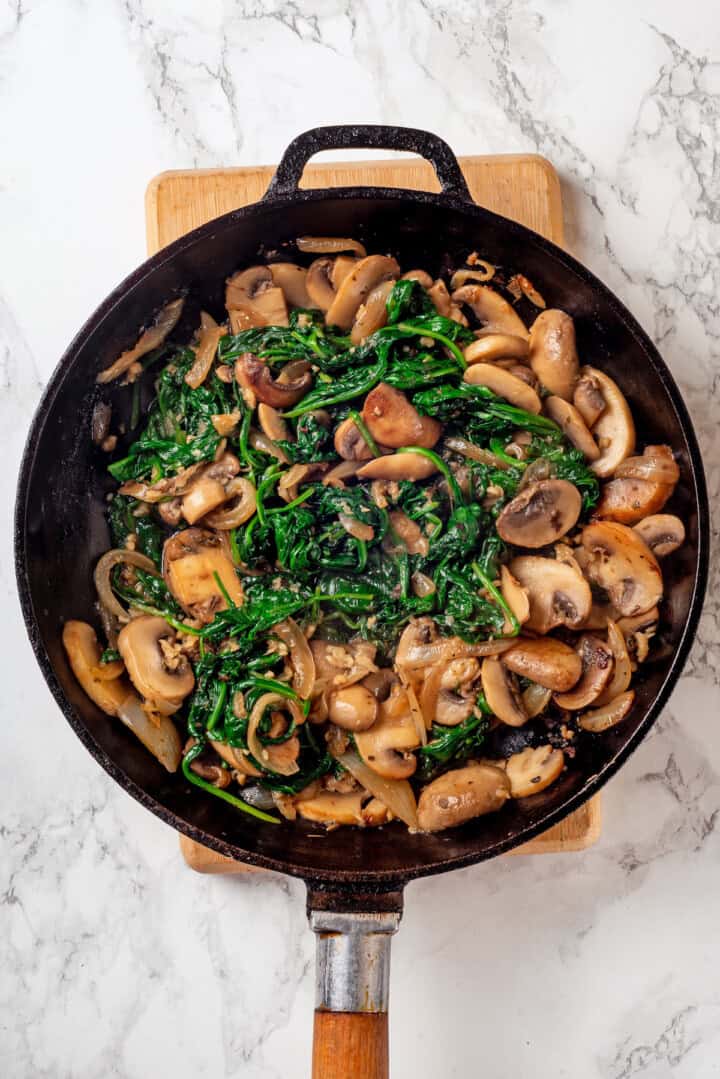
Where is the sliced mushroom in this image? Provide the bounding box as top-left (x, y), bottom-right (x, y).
top-left (226, 266), bottom-right (288, 328)
top-left (502, 637), bottom-right (582, 692)
top-left (509, 556), bottom-right (592, 634)
top-left (481, 656), bottom-right (527, 727)
top-left (581, 521), bottom-right (663, 617)
top-left (496, 479), bottom-right (582, 548)
top-left (593, 619), bottom-right (632, 706)
top-left (297, 791), bottom-right (366, 826)
top-left (362, 383), bottom-right (441, 449)
top-left (354, 684), bottom-right (420, 779)
top-left (296, 236), bottom-right (367, 257)
top-left (543, 396), bottom-right (600, 460)
top-left (633, 514), bottom-right (685, 558)
top-left (451, 285), bottom-right (528, 338)
top-left (164, 528), bottom-right (243, 622)
top-left (528, 309), bottom-right (579, 400)
top-left (356, 452), bottom-right (438, 482)
top-left (203, 477), bottom-right (257, 530)
top-left (235, 353), bottom-right (311, 408)
top-left (332, 256), bottom-right (360, 290)
top-left (350, 279), bottom-right (395, 344)
top-left (615, 445), bottom-right (680, 487)
top-left (277, 462), bottom-right (328, 502)
top-left (573, 371), bottom-right (606, 427)
top-left (401, 269), bottom-right (434, 288)
top-left (305, 258), bottom-right (336, 312)
top-left (268, 263), bottom-right (312, 308)
top-left (325, 255), bottom-right (400, 330)
top-left (62, 621), bottom-right (132, 716)
top-left (385, 511), bottom-right (429, 557)
top-left (417, 763), bottom-right (511, 832)
top-left (211, 738), bottom-right (262, 778)
top-left (463, 333), bottom-right (530, 365)
top-left (579, 690), bottom-right (635, 732)
top-left (328, 685), bottom-right (379, 733)
top-left (258, 402), bottom-right (290, 443)
top-left (463, 363), bottom-right (541, 413)
top-left (450, 263), bottom-right (495, 288)
top-left (428, 278), bottom-right (452, 317)
top-left (500, 565), bottom-right (530, 626)
top-left (505, 746), bottom-right (565, 798)
top-left (579, 367), bottom-right (636, 477)
top-left (96, 298), bottom-right (185, 384)
top-left (553, 635), bottom-right (614, 709)
top-left (181, 478), bottom-right (229, 525)
top-left (332, 416), bottom-right (373, 461)
top-left (118, 616), bottom-right (195, 715)
top-left (596, 476), bottom-right (672, 524)
top-left (185, 311), bottom-right (224, 390)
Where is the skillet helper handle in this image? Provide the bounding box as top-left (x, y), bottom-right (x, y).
top-left (266, 124), bottom-right (472, 203)
top-left (310, 909), bottom-right (401, 1079)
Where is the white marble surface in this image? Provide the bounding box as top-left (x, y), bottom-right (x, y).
top-left (2, 1), bottom-right (719, 1076)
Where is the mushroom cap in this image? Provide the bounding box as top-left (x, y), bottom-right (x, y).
top-left (451, 284), bottom-right (528, 338)
top-left (595, 476), bottom-right (672, 524)
top-left (417, 763), bottom-right (511, 832)
top-left (62, 620), bottom-right (131, 717)
top-left (164, 528), bottom-right (243, 622)
top-left (500, 565), bottom-right (530, 626)
top-left (502, 637), bottom-right (582, 692)
top-left (356, 452), bottom-right (438, 482)
top-left (528, 309), bottom-right (579, 400)
top-left (509, 555), bottom-right (592, 634)
top-left (325, 255), bottom-right (400, 330)
top-left (553, 634), bottom-right (614, 709)
top-left (543, 396), bottom-right (600, 460)
top-left (505, 746), bottom-right (565, 798)
top-left (362, 383), bottom-right (442, 449)
top-left (350, 279), bottom-right (394, 344)
top-left (226, 266), bottom-right (288, 327)
top-left (235, 353), bottom-right (311, 408)
top-left (401, 268), bottom-right (434, 288)
top-left (354, 686), bottom-right (420, 779)
top-left (258, 402), bottom-right (291, 443)
top-left (328, 685), bottom-right (379, 732)
top-left (305, 257), bottom-right (336, 312)
top-left (481, 656), bottom-right (527, 727)
top-left (573, 372), bottom-right (606, 428)
top-left (463, 333), bottom-right (530, 365)
top-left (268, 263), bottom-right (312, 308)
top-left (581, 521), bottom-right (663, 617)
top-left (118, 616), bottom-right (195, 714)
top-left (580, 366), bottom-right (636, 478)
top-left (463, 363), bottom-right (541, 413)
top-left (579, 690), bottom-right (635, 733)
top-left (496, 479), bottom-right (582, 548)
top-left (633, 514), bottom-right (685, 558)
top-left (297, 790), bottom-right (366, 825)
top-left (333, 416), bottom-right (374, 461)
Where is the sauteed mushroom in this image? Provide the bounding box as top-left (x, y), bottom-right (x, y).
top-left (306, 258), bottom-right (336, 311)
top-left (463, 363), bottom-right (542, 413)
top-left (509, 556), bottom-right (592, 633)
top-left (581, 367), bottom-right (635, 477)
top-left (528, 309), bottom-right (579, 400)
top-left (226, 266), bottom-right (288, 329)
top-left (269, 263), bottom-right (312, 308)
top-left (633, 514), bottom-right (685, 557)
top-left (334, 416), bottom-right (374, 461)
top-left (164, 528), bottom-right (243, 622)
top-left (496, 480), bottom-right (582, 547)
top-left (543, 396), bottom-right (600, 460)
top-left (581, 521), bottom-right (663, 616)
top-left (502, 637), bottom-right (582, 692)
top-left (505, 746), bottom-right (564, 798)
top-left (481, 657), bottom-right (527, 727)
top-left (356, 452), bottom-right (438, 482)
top-left (62, 621), bottom-right (131, 716)
top-left (118, 616), bottom-right (195, 714)
top-left (417, 763), bottom-right (511, 832)
top-left (362, 383), bottom-right (441, 449)
top-left (325, 255), bottom-right (400, 330)
top-left (235, 353), bottom-right (312, 407)
top-left (463, 333), bottom-right (529, 365)
top-left (451, 284), bottom-right (528, 338)
top-left (553, 635), bottom-right (614, 709)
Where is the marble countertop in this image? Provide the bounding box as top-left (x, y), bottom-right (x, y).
top-left (2, 1), bottom-right (719, 1076)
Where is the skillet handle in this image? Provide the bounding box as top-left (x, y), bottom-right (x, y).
top-left (309, 906), bottom-right (401, 1079)
top-left (265, 124), bottom-right (472, 203)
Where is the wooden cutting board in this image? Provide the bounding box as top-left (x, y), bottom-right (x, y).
top-left (145, 153), bottom-right (601, 872)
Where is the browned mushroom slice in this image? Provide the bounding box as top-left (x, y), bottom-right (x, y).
top-left (573, 371), bottom-right (606, 427)
top-left (356, 452), bottom-right (438, 482)
top-left (463, 363), bottom-right (542, 413)
top-left (496, 479), bottom-right (582, 548)
top-left (179, 452), bottom-right (242, 524)
top-left (164, 528), bottom-right (243, 622)
top-left (579, 690), bottom-right (635, 732)
top-left (333, 416), bottom-right (374, 461)
top-left (500, 565), bottom-right (530, 627)
top-left (553, 635), bottom-right (614, 709)
top-left (593, 619), bottom-right (632, 705)
top-left (401, 269), bottom-right (434, 288)
top-left (226, 266), bottom-right (289, 328)
top-left (296, 236), bottom-right (367, 257)
top-left (203, 478), bottom-right (257, 530)
top-left (417, 763), bottom-right (511, 832)
top-left (354, 685), bottom-right (420, 779)
top-left (328, 685), bottom-right (379, 732)
top-left (118, 616), bottom-right (195, 715)
top-left (505, 746), bottom-right (564, 798)
top-left (481, 656), bottom-right (527, 727)
top-left (306, 257), bottom-right (336, 311)
top-left (297, 791), bottom-right (366, 826)
top-left (595, 477), bottom-right (672, 524)
top-left (463, 333), bottom-right (530, 365)
top-left (581, 521), bottom-right (663, 617)
top-left (528, 309), bottom-right (579, 400)
top-left (185, 311), bottom-right (225, 390)
top-left (633, 514), bottom-right (685, 557)
top-left (502, 638), bottom-right (582, 692)
top-left (451, 285), bottom-right (528, 338)
top-left (362, 383), bottom-right (441, 449)
top-left (325, 255), bottom-right (400, 330)
top-left (258, 403), bottom-right (291, 443)
top-left (543, 396), bottom-right (600, 460)
top-left (615, 445), bottom-right (680, 486)
top-left (509, 556), bottom-right (592, 634)
top-left (428, 278), bottom-right (452, 317)
top-left (268, 263), bottom-right (312, 308)
top-left (62, 621), bottom-right (132, 716)
top-left (97, 298), bottom-right (185, 384)
top-left (331, 255), bottom-right (360, 290)
top-left (234, 353), bottom-right (311, 408)
top-left (385, 511), bottom-right (429, 557)
top-left (350, 279), bottom-right (395, 344)
top-left (579, 366), bottom-right (636, 477)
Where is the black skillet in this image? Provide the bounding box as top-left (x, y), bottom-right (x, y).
top-left (15, 126), bottom-right (709, 1078)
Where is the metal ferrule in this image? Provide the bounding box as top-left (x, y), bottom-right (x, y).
top-left (310, 909), bottom-right (401, 1014)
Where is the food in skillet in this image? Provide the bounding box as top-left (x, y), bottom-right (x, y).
top-left (63, 238), bottom-right (685, 832)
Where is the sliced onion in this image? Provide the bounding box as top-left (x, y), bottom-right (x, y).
top-left (450, 264), bottom-right (495, 287)
top-left (395, 669), bottom-right (427, 745)
top-left (185, 312), bottom-right (223, 389)
top-left (339, 513), bottom-right (374, 541)
top-left (247, 693), bottom-right (302, 776)
top-left (419, 662), bottom-right (443, 730)
top-left (522, 682), bottom-right (552, 718)
top-left (272, 618), bottom-right (315, 699)
top-left (615, 452), bottom-right (679, 485)
top-left (119, 461), bottom-right (205, 502)
top-left (398, 636), bottom-right (513, 670)
top-left (94, 549), bottom-right (159, 622)
top-left (249, 429), bottom-right (289, 464)
top-left (97, 298), bottom-right (185, 384)
top-left (337, 749), bottom-right (418, 829)
top-left (203, 478), bottom-right (257, 529)
top-left (594, 619), bottom-right (631, 705)
top-left (445, 436), bottom-right (510, 470)
top-left (579, 690), bottom-right (635, 733)
top-left (297, 236), bottom-right (367, 257)
top-left (117, 693), bottom-right (182, 772)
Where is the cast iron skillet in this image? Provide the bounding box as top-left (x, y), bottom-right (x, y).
top-left (15, 126), bottom-right (708, 1078)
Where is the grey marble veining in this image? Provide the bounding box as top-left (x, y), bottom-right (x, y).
top-left (1, 1), bottom-right (719, 1076)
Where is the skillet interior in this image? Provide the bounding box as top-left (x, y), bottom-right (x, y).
top-left (15, 189), bottom-right (708, 885)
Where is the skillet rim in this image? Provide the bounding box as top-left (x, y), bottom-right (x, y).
top-left (14, 184), bottom-right (710, 886)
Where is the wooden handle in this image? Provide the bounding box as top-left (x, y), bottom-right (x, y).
top-left (312, 1011), bottom-right (388, 1079)
top-left (178, 834), bottom-right (264, 875)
